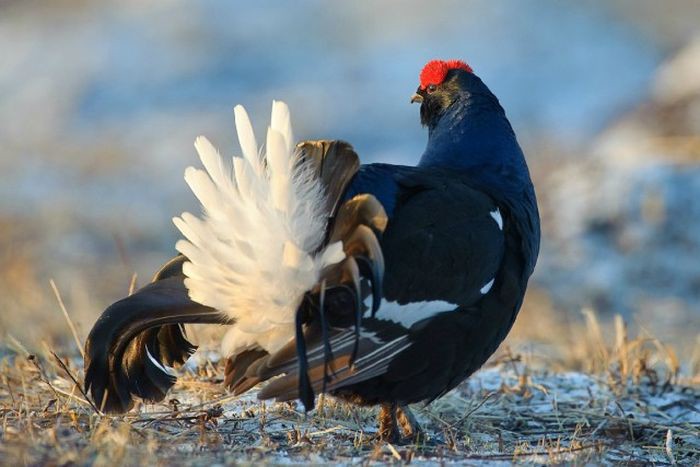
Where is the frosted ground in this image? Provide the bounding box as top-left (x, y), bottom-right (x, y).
top-left (2, 324), bottom-right (698, 464)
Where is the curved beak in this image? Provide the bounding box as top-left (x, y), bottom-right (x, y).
top-left (410, 93), bottom-right (423, 104)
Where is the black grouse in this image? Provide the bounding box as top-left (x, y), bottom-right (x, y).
top-left (84, 59), bottom-right (540, 442)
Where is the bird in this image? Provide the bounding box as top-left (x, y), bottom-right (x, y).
top-left (84, 59), bottom-right (540, 443)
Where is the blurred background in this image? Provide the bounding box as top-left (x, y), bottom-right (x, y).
top-left (1, 0), bottom-right (699, 369)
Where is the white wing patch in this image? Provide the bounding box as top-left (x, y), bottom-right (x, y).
top-left (373, 299), bottom-right (458, 328)
top-left (490, 208), bottom-right (503, 230)
top-left (480, 278), bottom-right (495, 294)
top-left (174, 101), bottom-right (345, 356)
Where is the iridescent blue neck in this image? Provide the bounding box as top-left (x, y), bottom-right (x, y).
top-left (418, 94), bottom-right (528, 179)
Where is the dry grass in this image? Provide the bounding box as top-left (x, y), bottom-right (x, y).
top-left (1, 304), bottom-right (698, 465)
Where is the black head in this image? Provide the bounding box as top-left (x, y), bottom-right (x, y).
top-left (411, 59), bottom-right (496, 129)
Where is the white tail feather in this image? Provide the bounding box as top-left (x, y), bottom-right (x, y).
top-left (174, 101), bottom-right (345, 355)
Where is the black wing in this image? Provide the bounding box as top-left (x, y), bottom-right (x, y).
top-left (256, 168), bottom-right (510, 404)
top-left (345, 168), bottom-right (531, 404)
top-left (380, 168), bottom-right (504, 306)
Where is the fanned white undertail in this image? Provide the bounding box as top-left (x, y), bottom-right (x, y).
top-left (173, 101), bottom-right (346, 356)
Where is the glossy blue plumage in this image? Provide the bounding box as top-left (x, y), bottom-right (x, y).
top-left (347, 71), bottom-right (540, 277)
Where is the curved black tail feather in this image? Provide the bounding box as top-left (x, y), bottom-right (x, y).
top-left (84, 275), bottom-right (229, 413)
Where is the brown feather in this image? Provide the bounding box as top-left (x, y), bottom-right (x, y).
top-left (295, 140), bottom-right (360, 219)
top-left (232, 376), bottom-right (262, 396)
top-left (258, 354), bottom-right (353, 402)
top-left (330, 194), bottom-right (388, 242)
top-left (224, 348), bottom-right (268, 390)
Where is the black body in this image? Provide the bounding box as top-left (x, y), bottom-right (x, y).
top-left (83, 64), bottom-right (540, 425)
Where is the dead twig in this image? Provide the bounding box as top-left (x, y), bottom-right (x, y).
top-left (49, 279), bottom-right (84, 359)
top-left (50, 351), bottom-right (102, 415)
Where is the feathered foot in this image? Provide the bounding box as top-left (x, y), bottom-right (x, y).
top-left (377, 402), bottom-right (401, 443)
top-left (376, 403), bottom-right (426, 445)
top-left (396, 405), bottom-right (426, 443)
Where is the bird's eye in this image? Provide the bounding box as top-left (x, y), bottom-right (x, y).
top-left (427, 84), bottom-right (437, 93)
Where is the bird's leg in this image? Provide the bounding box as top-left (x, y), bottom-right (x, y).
top-left (377, 402), bottom-right (401, 443)
top-left (396, 405), bottom-right (425, 443)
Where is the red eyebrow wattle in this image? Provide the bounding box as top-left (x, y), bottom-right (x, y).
top-left (419, 59), bottom-right (473, 90)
